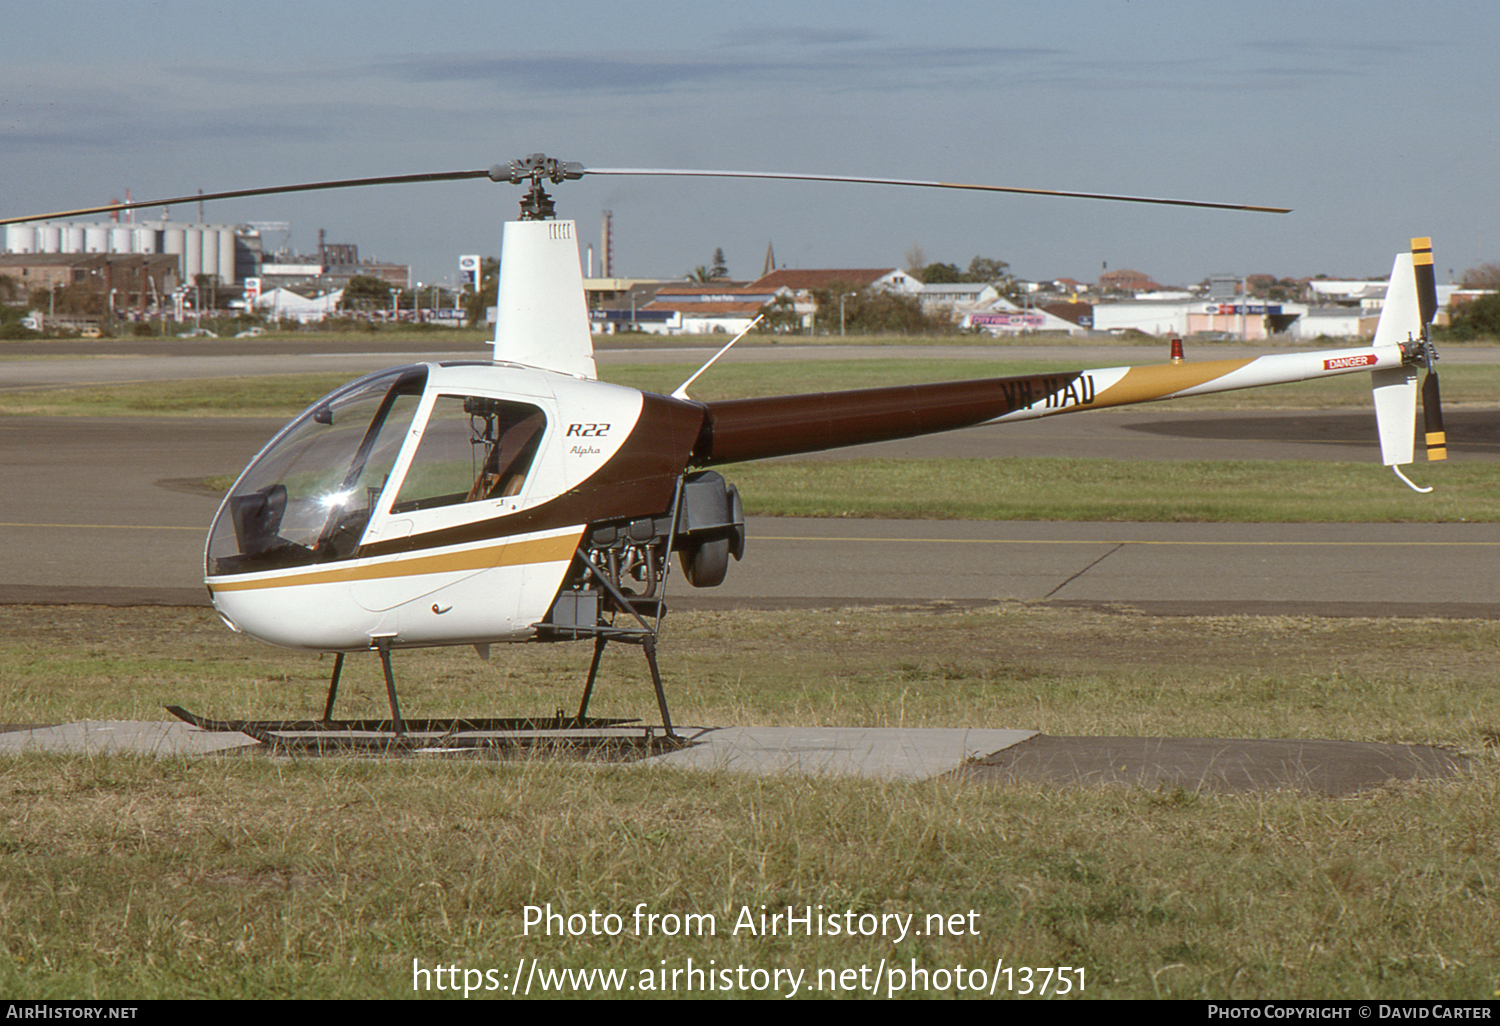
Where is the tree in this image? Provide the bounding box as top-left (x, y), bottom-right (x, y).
top-left (339, 274), bottom-right (393, 312)
top-left (756, 293), bottom-right (803, 333)
top-left (919, 262), bottom-right (963, 284)
top-left (903, 243), bottom-right (927, 277)
top-left (461, 257), bottom-right (499, 327)
top-left (963, 256), bottom-right (1011, 285)
top-left (1460, 263), bottom-right (1500, 290)
top-left (193, 273), bottom-right (221, 313)
top-left (809, 281), bottom-right (948, 335)
top-left (710, 247), bottom-right (729, 280)
top-left (1445, 293), bottom-right (1500, 340)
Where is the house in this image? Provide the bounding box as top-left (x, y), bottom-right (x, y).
top-left (1097, 268), bottom-right (1164, 294)
top-left (917, 282), bottom-right (1000, 313)
top-left (747, 267), bottom-right (921, 296)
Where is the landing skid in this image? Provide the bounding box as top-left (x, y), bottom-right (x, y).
top-left (168, 623), bottom-right (687, 754)
top-left (167, 704), bottom-right (681, 755)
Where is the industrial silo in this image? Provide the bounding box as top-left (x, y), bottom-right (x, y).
top-left (199, 228), bottom-right (219, 281)
top-left (5, 225), bottom-right (36, 253)
top-left (218, 228), bottom-right (237, 284)
top-left (182, 228), bottom-right (203, 281)
top-left (163, 227), bottom-right (186, 281)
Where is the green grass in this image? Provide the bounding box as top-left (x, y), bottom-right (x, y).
top-left (723, 457), bottom-right (1500, 522)
top-left (2, 604), bottom-right (1499, 999)
top-left (4, 357), bottom-right (1500, 415)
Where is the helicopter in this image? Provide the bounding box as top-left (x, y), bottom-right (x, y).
top-left (2, 156), bottom-right (1448, 745)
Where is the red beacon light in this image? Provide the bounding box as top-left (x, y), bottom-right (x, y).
top-left (1169, 337), bottom-right (1185, 364)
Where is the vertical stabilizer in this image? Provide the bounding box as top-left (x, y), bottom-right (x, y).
top-left (493, 219), bottom-right (597, 379)
top-left (1372, 252), bottom-right (1418, 350)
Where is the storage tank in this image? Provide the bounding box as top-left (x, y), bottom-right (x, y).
top-left (163, 227), bottom-right (186, 281)
top-left (5, 225), bottom-right (36, 253)
top-left (219, 228), bottom-right (237, 285)
top-left (183, 228), bottom-right (203, 280)
top-left (200, 228), bottom-right (219, 280)
top-left (63, 226), bottom-right (86, 252)
top-left (84, 226), bottom-right (110, 253)
top-left (110, 227), bottom-right (133, 253)
top-left (133, 227), bottom-right (157, 254)
top-left (38, 226), bottom-right (61, 253)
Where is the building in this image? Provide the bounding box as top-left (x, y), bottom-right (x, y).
top-left (3, 221), bottom-right (252, 285)
top-left (0, 252), bottom-right (180, 316)
top-left (636, 283), bottom-right (777, 335)
top-left (747, 267), bottom-right (922, 296)
top-left (962, 297), bottom-right (1087, 336)
top-left (1092, 298), bottom-right (1310, 340)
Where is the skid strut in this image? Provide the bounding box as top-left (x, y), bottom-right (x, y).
top-left (574, 632), bottom-right (675, 738)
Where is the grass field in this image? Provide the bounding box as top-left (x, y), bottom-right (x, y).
top-left (2, 604), bottom-right (1499, 1000)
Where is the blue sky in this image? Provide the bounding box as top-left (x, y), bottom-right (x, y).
top-left (4, 0), bottom-right (1496, 287)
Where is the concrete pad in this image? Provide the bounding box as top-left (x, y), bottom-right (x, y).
top-left (645, 726), bottom-right (1038, 781)
top-left (954, 735), bottom-right (1471, 796)
top-left (0, 720), bottom-right (258, 757)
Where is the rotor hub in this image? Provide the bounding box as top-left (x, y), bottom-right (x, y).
top-left (489, 154), bottom-right (585, 220)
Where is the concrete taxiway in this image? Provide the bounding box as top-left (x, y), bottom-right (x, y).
top-left (0, 720), bottom-right (1469, 796)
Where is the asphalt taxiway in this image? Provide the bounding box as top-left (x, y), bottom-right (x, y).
top-left (3, 412), bottom-right (1496, 616)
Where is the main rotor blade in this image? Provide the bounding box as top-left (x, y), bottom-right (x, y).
top-left (582, 166), bottom-right (1292, 214)
top-left (1, 157), bottom-right (1291, 226)
top-left (0, 169), bottom-right (493, 226)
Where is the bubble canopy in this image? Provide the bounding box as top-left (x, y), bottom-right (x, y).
top-left (207, 366), bottom-right (429, 577)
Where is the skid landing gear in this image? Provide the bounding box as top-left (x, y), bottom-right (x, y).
top-left (167, 635), bottom-right (682, 755)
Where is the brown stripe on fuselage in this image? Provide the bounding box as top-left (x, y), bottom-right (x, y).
top-left (692, 372), bottom-right (1094, 465)
top-left (207, 531), bottom-right (581, 593)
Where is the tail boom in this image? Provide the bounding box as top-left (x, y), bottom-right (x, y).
top-left (692, 344), bottom-right (1411, 465)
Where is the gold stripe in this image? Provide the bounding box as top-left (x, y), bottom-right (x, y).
top-left (1094, 359), bottom-right (1255, 408)
top-left (207, 531), bottom-right (582, 593)
top-left (1411, 236), bottom-right (1432, 251)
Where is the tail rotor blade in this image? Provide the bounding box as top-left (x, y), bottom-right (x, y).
top-left (1412, 236), bottom-right (1439, 328)
top-left (1422, 368), bottom-right (1447, 462)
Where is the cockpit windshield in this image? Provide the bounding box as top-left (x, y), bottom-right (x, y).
top-left (207, 366), bottom-right (426, 576)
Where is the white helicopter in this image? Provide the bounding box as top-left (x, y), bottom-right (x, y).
top-left (3, 157), bottom-right (1447, 744)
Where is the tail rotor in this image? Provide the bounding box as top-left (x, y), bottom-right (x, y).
top-left (1411, 237), bottom-right (1447, 462)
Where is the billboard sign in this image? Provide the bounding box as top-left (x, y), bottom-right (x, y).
top-left (458, 254), bottom-right (481, 288)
